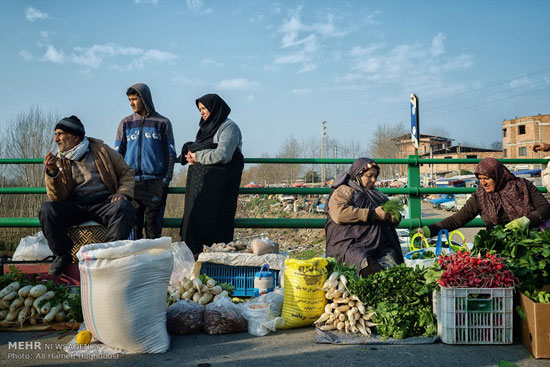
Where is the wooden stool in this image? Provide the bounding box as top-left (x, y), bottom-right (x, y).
top-left (67, 221), bottom-right (107, 262)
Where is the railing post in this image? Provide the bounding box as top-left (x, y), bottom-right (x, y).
top-left (407, 155), bottom-right (421, 228)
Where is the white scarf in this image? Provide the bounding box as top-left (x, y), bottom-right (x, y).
top-left (58, 137), bottom-right (90, 161)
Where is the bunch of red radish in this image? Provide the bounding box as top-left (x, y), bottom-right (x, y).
top-left (438, 251), bottom-right (519, 288)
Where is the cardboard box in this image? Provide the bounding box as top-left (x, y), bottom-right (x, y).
top-left (519, 290), bottom-right (550, 358)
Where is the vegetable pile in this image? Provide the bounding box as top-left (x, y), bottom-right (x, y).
top-left (347, 264), bottom-right (437, 339)
top-left (0, 266), bottom-right (82, 328)
top-left (168, 275), bottom-right (234, 306)
top-left (381, 198), bottom-right (404, 222)
top-left (523, 289), bottom-right (550, 304)
top-left (473, 226), bottom-right (550, 289)
top-left (314, 271), bottom-right (376, 336)
top-left (438, 251), bottom-right (519, 288)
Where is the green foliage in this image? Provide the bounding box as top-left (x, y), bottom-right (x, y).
top-left (348, 264), bottom-right (437, 339)
top-left (325, 257), bottom-right (357, 280)
top-left (381, 198), bottom-right (404, 222)
top-left (473, 226), bottom-right (550, 290)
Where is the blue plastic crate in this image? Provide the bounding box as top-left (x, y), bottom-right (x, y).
top-left (200, 262), bottom-right (280, 297)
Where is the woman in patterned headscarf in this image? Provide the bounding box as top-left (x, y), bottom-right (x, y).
top-left (325, 157), bottom-right (404, 277)
top-left (413, 158), bottom-right (550, 238)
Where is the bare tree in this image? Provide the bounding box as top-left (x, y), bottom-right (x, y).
top-left (369, 122), bottom-right (407, 179)
top-left (0, 106), bottom-right (58, 251)
top-left (277, 136), bottom-right (302, 184)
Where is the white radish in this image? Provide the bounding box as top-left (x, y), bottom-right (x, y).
top-left (210, 285), bottom-right (222, 295)
top-left (17, 307), bottom-right (29, 327)
top-left (199, 293), bottom-right (213, 305)
top-left (40, 302), bottom-right (51, 315)
top-left (43, 304), bottom-right (63, 323)
top-left (182, 279), bottom-right (193, 291)
top-left (327, 272), bottom-right (339, 284)
top-left (336, 321), bottom-right (345, 330)
top-left (62, 300), bottom-right (71, 312)
top-left (0, 320), bottom-right (11, 327)
top-left (3, 291), bottom-right (18, 302)
top-left (192, 278), bottom-right (202, 292)
top-left (0, 300), bottom-right (9, 310)
top-left (319, 324), bottom-right (336, 331)
top-left (213, 290), bottom-right (229, 302)
top-left (18, 285), bottom-right (33, 298)
top-left (182, 290), bottom-right (194, 300)
top-left (339, 275), bottom-right (347, 287)
top-left (5, 309), bottom-right (18, 322)
top-left (0, 282), bottom-right (20, 298)
top-left (324, 303), bottom-right (332, 314)
top-left (24, 297), bottom-right (33, 308)
top-left (55, 310), bottom-right (66, 322)
top-left (9, 297), bottom-right (24, 312)
top-left (0, 310), bottom-right (7, 319)
top-left (192, 292), bottom-right (202, 303)
top-left (33, 291), bottom-right (55, 313)
top-left (315, 312), bottom-right (331, 325)
top-left (206, 279), bottom-right (216, 288)
top-left (28, 284), bottom-right (47, 298)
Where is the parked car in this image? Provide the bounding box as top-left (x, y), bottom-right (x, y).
top-left (429, 194), bottom-right (454, 208)
top-left (439, 200), bottom-right (456, 211)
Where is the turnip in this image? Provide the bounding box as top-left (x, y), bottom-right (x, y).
top-left (17, 307), bottom-right (29, 327)
top-left (192, 292), bottom-right (202, 303)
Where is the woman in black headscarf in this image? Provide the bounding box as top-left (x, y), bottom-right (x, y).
top-left (325, 158), bottom-right (403, 277)
top-left (179, 94), bottom-right (244, 255)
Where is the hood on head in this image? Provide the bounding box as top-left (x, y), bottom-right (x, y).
top-left (129, 83), bottom-right (155, 116)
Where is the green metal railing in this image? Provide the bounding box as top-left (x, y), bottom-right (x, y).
top-left (1, 156), bottom-right (547, 229)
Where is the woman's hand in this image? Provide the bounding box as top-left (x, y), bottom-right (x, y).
top-left (533, 143), bottom-right (550, 152)
top-left (374, 206), bottom-right (389, 221)
top-left (185, 151), bottom-right (197, 165)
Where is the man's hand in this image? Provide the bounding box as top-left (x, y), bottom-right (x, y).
top-left (43, 152), bottom-right (59, 174)
top-left (185, 151), bottom-right (197, 165)
top-left (109, 193), bottom-right (127, 203)
top-left (374, 206), bottom-right (389, 221)
top-left (504, 216), bottom-right (530, 231)
top-left (390, 212), bottom-right (402, 226)
top-left (533, 143), bottom-right (550, 152)
top-left (410, 226), bottom-right (431, 238)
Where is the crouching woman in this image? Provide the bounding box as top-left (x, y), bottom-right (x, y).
top-left (325, 158), bottom-right (404, 277)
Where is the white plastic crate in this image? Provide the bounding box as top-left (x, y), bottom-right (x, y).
top-left (434, 286), bottom-right (514, 344)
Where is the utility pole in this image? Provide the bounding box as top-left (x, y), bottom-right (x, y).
top-left (321, 121), bottom-right (326, 184)
top-left (457, 143), bottom-right (461, 175)
top-left (333, 146), bottom-right (337, 180)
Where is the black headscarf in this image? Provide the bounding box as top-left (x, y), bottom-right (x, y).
top-left (179, 94), bottom-right (231, 164)
top-left (195, 94), bottom-right (231, 145)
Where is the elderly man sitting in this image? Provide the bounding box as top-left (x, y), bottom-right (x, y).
top-left (39, 115), bottom-right (136, 275)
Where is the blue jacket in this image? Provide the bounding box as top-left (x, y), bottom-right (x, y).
top-left (115, 83), bottom-right (176, 182)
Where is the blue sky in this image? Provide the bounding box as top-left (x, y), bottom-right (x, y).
top-left (1, 0), bottom-right (549, 159)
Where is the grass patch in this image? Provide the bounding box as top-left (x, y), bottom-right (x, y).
top-left (290, 248), bottom-right (325, 260)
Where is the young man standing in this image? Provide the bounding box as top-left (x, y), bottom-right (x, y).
top-left (115, 83), bottom-right (176, 239)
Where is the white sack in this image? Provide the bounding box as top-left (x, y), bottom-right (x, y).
top-left (78, 237), bottom-right (173, 353)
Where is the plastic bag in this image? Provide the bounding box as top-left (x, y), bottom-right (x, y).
top-left (250, 238), bottom-right (279, 255)
top-left (12, 231), bottom-right (53, 261)
top-left (170, 241), bottom-right (195, 285)
top-left (203, 297), bottom-right (247, 335)
top-left (247, 289), bottom-right (284, 316)
top-left (166, 300), bottom-right (204, 335)
top-left (243, 303), bottom-right (284, 336)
